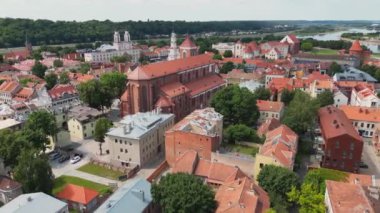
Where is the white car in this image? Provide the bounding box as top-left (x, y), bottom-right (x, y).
top-left (70, 156), bottom-right (81, 164)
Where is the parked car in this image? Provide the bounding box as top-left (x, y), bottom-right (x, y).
top-left (359, 161), bottom-right (369, 169)
top-left (58, 155), bottom-right (70, 163)
top-left (50, 153), bottom-right (62, 161)
top-left (74, 153), bottom-right (83, 158)
top-left (70, 156), bottom-right (81, 164)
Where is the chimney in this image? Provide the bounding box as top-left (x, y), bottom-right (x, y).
top-left (132, 189), bottom-right (145, 202)
top-left (27, 196), bottom-right (33, 202)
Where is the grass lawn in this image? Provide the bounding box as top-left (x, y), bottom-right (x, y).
top-left (77, 163), bottom-right (124, 180)
top-left (310, 48), bottom-right (338, 55)
top-left (53, 175), bottom-right (111, 195)
top-left (226, 144), bottom-right (259, 157)
top-left (313, 168), bottom-right (349, 182)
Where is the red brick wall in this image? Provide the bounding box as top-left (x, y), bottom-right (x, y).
top-left (165, 131), bottom-right (219, 167)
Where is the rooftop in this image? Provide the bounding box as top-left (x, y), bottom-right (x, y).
top-left (0, 119), bottom-right (21, 130)
top-left (56, 184), bottom-right (99, 205)
top-left (256, 100), bottom-right (284, 113)
top-left (48, 84), bottom-right (78, 100)
top-left (257, 118), bottom-right (281, 137)
top-left (0, 176), bottom-right (22, 192)
top-left (340, 105), bottom-right (380, 123)
top-left (68, 106), bottom-right (103, 122)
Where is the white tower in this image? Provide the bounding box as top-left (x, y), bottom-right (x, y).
top-left (124, 31), bottom-right (131, 42)
top-left (168, 32), bottom-right (180, 61)
top-left (113, 31), bottom-right (121, 43)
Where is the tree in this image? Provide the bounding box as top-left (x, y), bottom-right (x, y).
top-left (212, 54), bottom-right (223, 60)
top-left (211, 85), bottom-right (259, 126)
top-left (44, 73), bottom-right (58, 90)
top-left (110, 54), bottom-right (131, 63)
top-left (328, 62), bottom-right (342, 76)
top-left (224, 124), bottom-right (261, 144)
top-left (280, 89), bottom-right (295, 105)
top-left (253, 87), bottom-right (271, 100)
top-left (32, 61), bottom-right (48, 78)
top-left (282, 91), bottom-right (319, 134)
top-left (301, 42), bottom-right (313, 52)
top-left (94, 118), bottom-right (113, 155)
top-left (220, 61), bottom-right (235, 74)
top-left (79, 63), bottom-right (91, 74)
top-left (0, 130), bottom-right (30, 167)
top-left (223, 50), bottom-right (233, 58)
top-left (20, 129), bottom-right (50, 153)
top-left (316, 90), bottom-right (334, 107)
top-left (151, 173), bottom-right (216, 213)
top-left (25, 110), bottom-right (58, 145)
top-left (59, 71), bottom-right (70, 84)
top-left (53, 59), bottom-right (63, 67)
top-left (32, 52), bottom-right (42, 61)
top-left (99, 72), bottom-right (127, 98)
top-left (78, 80), bottom-right (112, 110)
top-left (13, 149), bottom-right (54, 194)
top-left (287, 184), bottom-right (325, 213)
top-left (257, 165), bottom-right (299, 212)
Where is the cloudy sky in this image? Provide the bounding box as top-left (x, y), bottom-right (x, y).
top-left (1, 0), bottom-right (379, 21)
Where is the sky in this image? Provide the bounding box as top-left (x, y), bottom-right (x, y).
top-left (1, 0), bottom-right (379, 22)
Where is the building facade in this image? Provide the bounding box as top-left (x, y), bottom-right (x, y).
top-left (340, 105), bottom-right (380, 138)
top-left (350, 84), bottom-right (380, 108)
top-left (67, 106), bottom-right (103, 140)
top-left (256, 100), bottom-right (285, 123)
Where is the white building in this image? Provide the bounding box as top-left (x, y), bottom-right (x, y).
top-left (106, 109), bottom-right (175, 168)
top-left (333, 90), bottom-right (349, 107)
top-left (211, 42), bottom-right (236, 56)
top-left (168, 32), bottom-right (180, 61)
top-left (309, 80), bottom-right (334, 98)
top-left (350, 85), bottom-right (380, 108)
top-left (265, 48), bottom-right (281, 60)
top-left (340, 105), bottom-right (380, 138)
top-left (84, 31), bottom-right (140, 63)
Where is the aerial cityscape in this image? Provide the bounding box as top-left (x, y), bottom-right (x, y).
top-left (0, 0), bottom-right (380, 213)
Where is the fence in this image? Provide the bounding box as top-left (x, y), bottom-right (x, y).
top-left (89, 158), bottom-right (140, 180)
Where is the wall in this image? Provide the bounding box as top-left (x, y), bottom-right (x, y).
top-left (253, 154), bottom-right (285, 182)
top-left (68, 119), bottom-right (96, 140)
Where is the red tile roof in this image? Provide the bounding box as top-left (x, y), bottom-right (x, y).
top-left (215, 177), bottom-right (270, 213)
top-left (184, 74), bottom-right (225, 97)
top-left (286, 34), bottom-right (300, 43)
top-left (128, 54), bottom-right (214, 80)
top-left (56, 184), bottom-right (99, 205)
top-left (0, 176), bottom-right (22, 191)
top-left (0, 81), bottom-right (20, 93)
top-left (350, 40), bottom-right (363, 52)
top-left (48, 84), bottom-right (77, 100)
top-left (260, 125), bottom-right (298, 168)
top-left (155, 96), bottom-right (173, 108)
top-left (256, 100), bottom-right (284, 113)
top-left (180, 35), bottom-right (197, 48)
top-left (319, 106), bottom-right (362, 141)
top-left (160, 81), bottom-right (190, 98)
top-left (14, 87), bottom-right (35, 101)
top-left (339, 105), bottom-right (380, 123)
top-left (257, 118), bottom-right (281, 136)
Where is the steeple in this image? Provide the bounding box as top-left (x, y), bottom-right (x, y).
top-left (168, 31), bottom-right (180, 61)
top-left (124, 31), bottom-right (131, 42)
top-left (170, 31), bottom-right (177, 49)
top-left (114, 31), bottom-right (121, 43)
top-left (25, 32), bottom-right (33, 54)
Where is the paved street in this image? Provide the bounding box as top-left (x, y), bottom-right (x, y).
top-left (361, 139), bottom-right (380, 185)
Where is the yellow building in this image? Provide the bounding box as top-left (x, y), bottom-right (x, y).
top-left (67, 106), bottom-right (104, 140)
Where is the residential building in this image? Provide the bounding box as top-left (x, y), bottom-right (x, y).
top-left (256, 100), bottom-right (285, 123)
top-left (0, 176), bottom-right (22, 204)
top-left (318, 106), bottom-right (363, 172)
top-left (211, 42), bottom-right (236, 56)
top-left (120, 53), bottom-right (225, 121)
top-left (333, 66), bottom-right (377, 83)
top-left (264, 68), bottom-right (286, 87)
top-left (350, 84), bottom-right (380, 107)
top-left (57, 184), bottom-right (99, 213)
top-left (67, 106), bottom-right (104, 140)
top-left (265, 48), bottom-right (281, 60)
top-left (106, 109), bottom-right (174, 168)
top-left (260, 41), bottom-right (289, 59)
top-left (325, 180), bottom-right (380, 213)
top-left (0, 119), bottom-right (22, 131)
top-left (333, 90), bottom-right (349, 108)
top-left (223, 69), bottom-right (263, 85)
top-left (257, 118), bottom-right (281, 137)
top-left (13, 88), bottom-right (36, 102)
top-left (0, 192), bottom-right (68, 213)
top-left (309, 80), bottom-right (334, 98)
top-left (215, 177), bottom-right (270, 213)
top-left (165, 108), bottom-right (223, 167)
top-left (239, 80), bottom-right (264, 93)
top-left (268, 78), bottom-right (309, 100)
top-left (340, 105), bottom-right (380, 138)
top-left (280, 34), bottom-right (300, 54)
top-left (253, 125), bottom-right (298, 181)
top-left (172, 150), bottom-right (247, 187)
top-left (0, 81), bottom-right (21, 104)
top-left (372, 128), bottom-right (380, 154)
top-left (335, 81), bottom-right (375, 102)
top-left (48, 84), bottom-right (80, 111)
top-left (95, 178), bottom-right (157, 213)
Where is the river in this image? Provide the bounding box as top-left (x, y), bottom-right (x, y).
top-left (297, 28), bottom-right (380, 53)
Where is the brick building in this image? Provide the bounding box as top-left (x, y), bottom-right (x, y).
top-left (318, 106), bottom-right (363, 172)
top-left (165, 108), bottom-right (223, 167)
top-left (120, 54), bottom-right (225, 121)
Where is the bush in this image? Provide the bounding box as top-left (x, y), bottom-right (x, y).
top-left (224, 124), bottom-right (261, 144)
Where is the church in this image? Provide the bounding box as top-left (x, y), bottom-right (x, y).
top-left (168, 32), bottom-right (199, 61)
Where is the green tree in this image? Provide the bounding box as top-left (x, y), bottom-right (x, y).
top-left (0, 130), bottom-right (30, 167)
top-left (220, 62), bottom-right (235, 74)
top-left (32, 61), bottom-right (48, 78)
top-left (224, 124), bottom-right (261, 144)
top-left (223, 50), bottom-right (233, 58)
top-left (94, 118), bottom-right (113, 155)
top-left (316, 90), bottom-right (334, 107)
top-left (301, 42), bottom-right (313, 52)
top-left (151, 173), bottom-right (216, 213)
top-left (280, 89), bottom-right (295, 105)
top-left (78, 80), bottom-right (112, 110)
top-left (211, 85), bottom-right (259, 126)
top-left (328, 62), bottom-right (342, 76)
top-left (99, 72), bottom-right (127, 98)
top-left (287, 184), bottom-right (325, 213)
top-left (20, 129), bottom-right (50, 153)
top-left (32, 52), bottom-right (42, 61)
top-left (13, 149), bottom-right (54, 194)
top-left (79, 63), bottom-right (91, 74)
top-left (44, 73), bottom-right (58, 90)
top-left (257, 165), bottom-right (299, 212)
top-left (212, 54), bottom-right (223, 60)
top-left (53, 59), bottom-right (63, 67)
top-left (253, 87), bottom-right (271, 100)
top-left (282, 91), bottom-right (319, 134)
top-left (59, 71), bottom-right (70, 84)
top-left (110, 54), bottom-right (131, 63)
top-left (25, 110), bottom-right (58, 145)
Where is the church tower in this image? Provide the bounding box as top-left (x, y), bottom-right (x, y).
top-left (168, 32), bottom-right (180, 61)
top-left (25, 33), bottom-right (33, 55)
top-left (124, 31), bottom-right (131, 42)
top-left (113, 31), bottom-right (121, 43)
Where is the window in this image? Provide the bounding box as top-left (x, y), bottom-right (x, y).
top-left (350, 142), bottom-right (355, 150)
top-left (125, 149), bottom-right (128, 153)
top-left (367, 124), bottom-right (370, 128)
top-left (349, 152), bottom-right (353, 160)
top-left (260, 163), bottom-right (264, 168)
top-left (372, 124), bottom-right (375, 129)
top-left (361, 123), bottom-right (364, 127)
top-left (335, 141), bottom-right (340, 148)
top-left (115, 139), bottom-right (118, 143)
top-left (120, 148), bottom-right (123, 152)
top-left (342, 151), bottom-right (347, 159)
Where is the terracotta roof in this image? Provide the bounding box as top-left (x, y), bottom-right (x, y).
top-left (306, 71), bottom-right (331, 83)
top-left (350, 40), bottom-right (363, 52)
top-left (56, 184), bottom-right (99, 205)
top-left (257, 118), bottom-right (281, 136)
top-left (180, 35), bottom-right (197, 48)
top-left (160, 81), bottom-right (190, 98)
top-left (48, 84), bottom-right (77, 100)
top-left (215, 177), bottom-right (270, 213)
top-left (353, 84), bottom-right (377, 100)
top-left (155, 96), bottom-right (173, 108)
top-left (14, 87), bottom-right (35, 101)
top-left (340, 105), bottom-right (380, 123)
top-left (335, 81), bottom-right (375, 90)
top-left (226, 69), bottom-right (262, 81)
top-left (314, 80), bottom-right (334, 89)
top-left (260, 125), bottom-right (298, 168)
top-left (128, 54), bottom-right (214, 80)
top-left (0, 176), bottom-right (22, 191)
top-left (319, 106), bottom-right (362, 141)
top-left (257, 100), bottom-right (284, 113)
top-left (326, 180), bottom-right (375, 213)
top-left (346, 173), bottom-right (373, 186)
top-left (0, 81), bottom-right (20, 93)
top-left (286, 34), bottom-right (300, 43)
top-left (266, 68), bottom-right (286, 76)
top-left (184, 74), bottom-right (225, 97)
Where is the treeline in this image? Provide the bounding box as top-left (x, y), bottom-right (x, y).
top-left (0, 18), bottom-right (299, 48)
top-left (301, 38), bottom-right (352, 50)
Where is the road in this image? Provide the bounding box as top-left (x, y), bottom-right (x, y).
top-left (360, 139), bottom-right (380, 185)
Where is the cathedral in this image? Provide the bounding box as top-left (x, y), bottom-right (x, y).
top-left (167, 32), bottom-right (199, 61)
